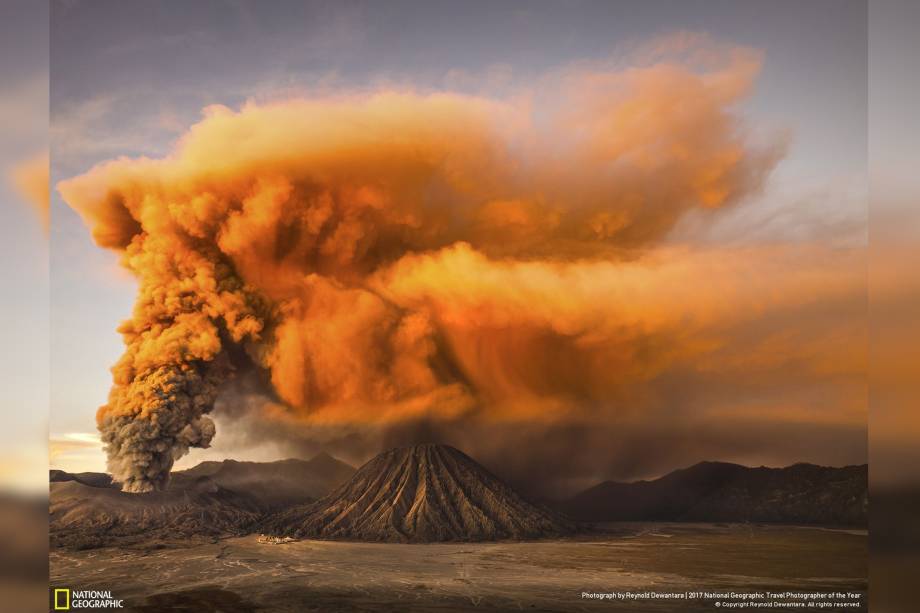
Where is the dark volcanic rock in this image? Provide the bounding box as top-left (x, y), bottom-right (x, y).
top-left (560, 461), bottom-right (868, 525)
top-left (50, 476), bottom-right (263, 549)
top-left (50, 452), bottom-right (356, 549)
top-left (264, 444), bottom-right (576, 542)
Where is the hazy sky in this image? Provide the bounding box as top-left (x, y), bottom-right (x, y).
top-left (48, 0), bottom-right (868, 486)
top-left (868, 0), bottom-right (920, 485)
top-left (0, 0), bottom-right (49, 492)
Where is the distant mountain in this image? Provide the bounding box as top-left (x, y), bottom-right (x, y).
top-left (50, 475), bottom-right (263, 549)
top-left (50, 452), bottom-right (356, 549)
top-left (49, 469), bottom-right (115, 489)
top-left (264, 444), bottom-right (576, 542)
top-left (51, 452), bottom-right (867, 550)
top-left (172, 453), bottom-right (355, 509)
top-left (558, 461), bottom-right (867, 525)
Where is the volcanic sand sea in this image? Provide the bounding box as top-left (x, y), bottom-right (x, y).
top-left (50, 523), bottom-right (866, 612)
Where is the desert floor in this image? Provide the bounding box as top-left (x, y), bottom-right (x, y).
top-left (50, 523), bottom-right (867, 612)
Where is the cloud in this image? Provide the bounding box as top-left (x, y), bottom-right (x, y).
top-left (55, 36), bottom-right (857, 495)
top-left (48, 432), bottom-right (106, 474)
top-left (8, 151), bottom-right (49, 232)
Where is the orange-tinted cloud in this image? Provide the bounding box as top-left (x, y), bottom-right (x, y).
top-left (57, 41), bottom-right (810, 492)
top-left (9, 151), bottom-right (49, 232)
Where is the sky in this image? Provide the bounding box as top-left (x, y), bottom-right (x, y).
top-left (0, 0), bottom-right (49, 493)
top-left (868, 0), bottom-right (920, 486)
top-left (46, 0), bottom-right (869, 494)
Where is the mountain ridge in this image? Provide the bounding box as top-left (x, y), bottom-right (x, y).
top-left (172, 453), bottom-right (356, 508)
top-left (49, 452), bottom-right (356, 549)
top-left (558, 460), bottom-right (867, 525)
top-left (49, 450), bottom-right (868, 550)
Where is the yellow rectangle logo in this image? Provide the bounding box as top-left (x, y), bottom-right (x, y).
top-left (53, 588), bottom-right (70, 610)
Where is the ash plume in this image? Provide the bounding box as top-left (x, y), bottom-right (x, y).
top-left (59, 42), bottom-right (787, 492)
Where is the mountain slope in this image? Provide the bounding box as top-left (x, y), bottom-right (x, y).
top-left (264, 444), bottom-right (576, 542)
top-left (50, 476), bottom-right (263, 549)
top-left (560, 461), bottom-right (867, 525)
top-left (50, 469), bottom-right (115, 489)
top-left (50, 452), bottom-right (356, 549)
top-left (172, 453), bottom-right (355, 509)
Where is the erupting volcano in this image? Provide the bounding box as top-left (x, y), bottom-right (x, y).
top-left (56, 48), bottom-right (787, 494)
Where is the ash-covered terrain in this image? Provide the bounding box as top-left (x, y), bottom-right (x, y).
top-left (50, 444), bottom-right (868, 551)
top-left (51, 525), bottom-right (868, 612)
top-left (51, 444), bottom-right (869, 610)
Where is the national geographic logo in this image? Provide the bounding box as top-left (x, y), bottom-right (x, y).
top-left (52, 588), bottom-right (69, 610)
top-left (51, 588), bottom-right (125, 610)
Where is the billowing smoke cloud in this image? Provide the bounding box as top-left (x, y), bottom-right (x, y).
top-left (59, 44), bottom-right (788, 492)
top-left (195, 241), bottom-right (866, 498)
